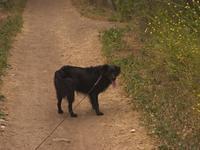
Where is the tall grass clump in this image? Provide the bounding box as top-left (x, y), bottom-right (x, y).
top-left (102, 0), bottom-right (200, 149)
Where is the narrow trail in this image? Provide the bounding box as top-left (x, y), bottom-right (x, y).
top-left (0, 0), bottom-right (155, 149)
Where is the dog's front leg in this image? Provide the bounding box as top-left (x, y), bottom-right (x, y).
top-left (89, 93), bottom-right (104, 116)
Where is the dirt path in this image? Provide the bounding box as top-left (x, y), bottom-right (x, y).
top-left (0, 0), bottom-right (155, 149)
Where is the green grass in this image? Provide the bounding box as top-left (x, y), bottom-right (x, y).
top-left (102, 27), bottom-right (126, 55)
top-left (101, 18), bottom-right (200, 149)
top-left (0, 15), bottom-right (23, 74)
top-left (0, 0), bottom-right (26, 74)
top-left (0, 0), bottom-right (27, 119)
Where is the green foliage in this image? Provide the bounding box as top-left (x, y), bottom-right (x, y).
top-left (101, 1), bottom-right (200, 147)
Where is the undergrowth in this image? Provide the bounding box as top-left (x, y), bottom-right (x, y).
top-left (101, 1), bottom-right (200, 149)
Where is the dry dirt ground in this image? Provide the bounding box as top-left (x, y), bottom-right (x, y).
top-left (0, 0), bottom-right (156, 149)
top-left (0, 8), bottom-right (8, 22)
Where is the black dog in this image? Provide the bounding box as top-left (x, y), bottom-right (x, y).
top-left (54, 64), bottom-right (120, 117)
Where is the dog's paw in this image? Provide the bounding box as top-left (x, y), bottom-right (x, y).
top-left (96, 112), bottom-right (104, 116)
top-left (58, 110), bottom-right (64, 114)
top-left (70, 113), bottom-right (78, 117)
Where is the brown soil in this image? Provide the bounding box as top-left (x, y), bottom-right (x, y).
top-left (0, 11), bottom-right (8, 21)
top-left (0, 0), bottom-right (156, 149)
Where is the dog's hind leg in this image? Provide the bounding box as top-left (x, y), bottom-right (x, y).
top-left (67, 90), bottom-right (77, 117)
top-left (89, 94), bottom-right (104, 116)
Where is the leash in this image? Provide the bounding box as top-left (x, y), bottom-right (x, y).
top-left (34, 75), bottom-right (102, 150)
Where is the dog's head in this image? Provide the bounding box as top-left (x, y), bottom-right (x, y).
top-left (102, 64), bottom-right (121, 87)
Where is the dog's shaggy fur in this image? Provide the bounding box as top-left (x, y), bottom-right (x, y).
top-left (54, 64), bottom-right (120, 117)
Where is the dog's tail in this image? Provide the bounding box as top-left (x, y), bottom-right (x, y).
top-left (54, 66), bottom-right (70, 87)
top-left (54, 70), bottom-right (64, 86)
top-left (54, 66), bottom-right (73, 91)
